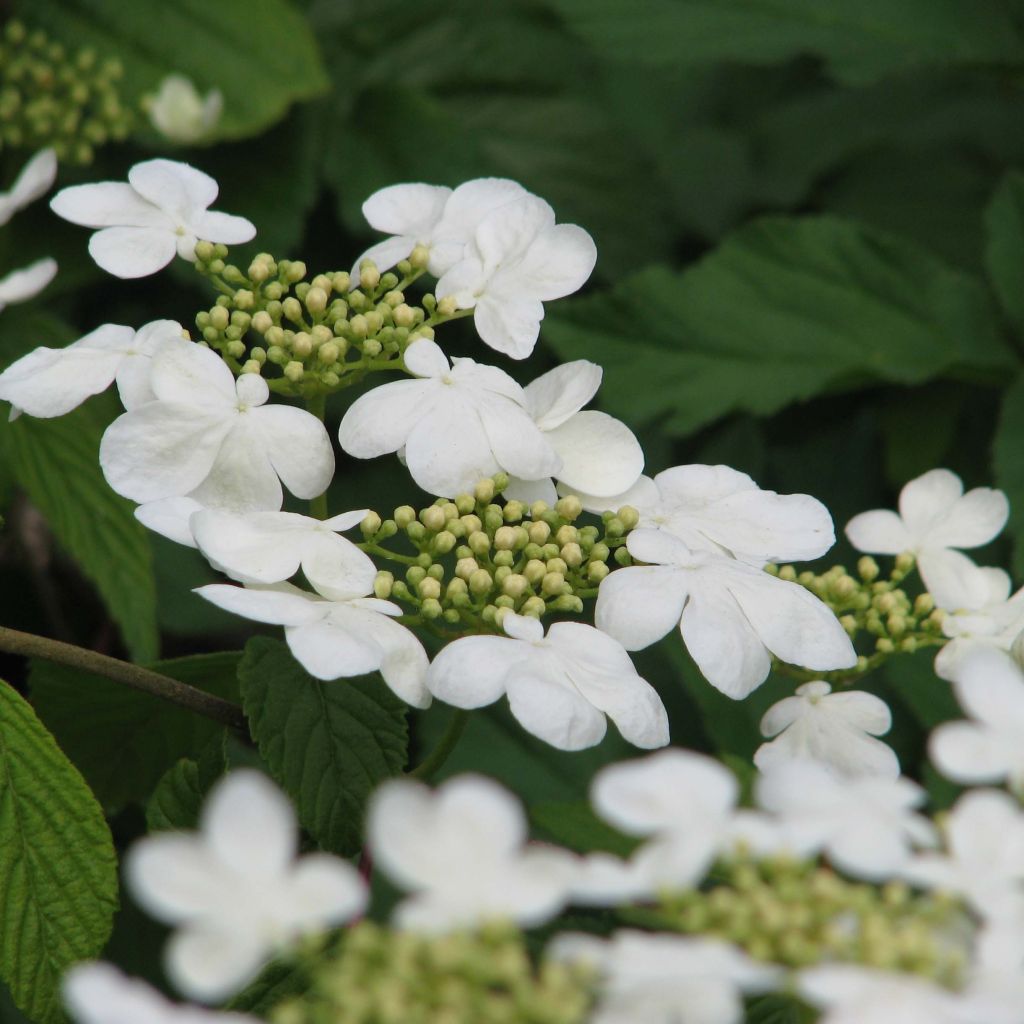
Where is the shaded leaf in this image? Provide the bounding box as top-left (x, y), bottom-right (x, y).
top-left (994, 375), bottom-right (1024, 580)
top-left (985, 169), bottom-right (1024, 338)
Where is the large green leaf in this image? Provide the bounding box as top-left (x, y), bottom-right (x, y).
top-left (548, 0), bottom-right (1024, 86)
top-left (29, 651), bottom-right (241, 810)
top-left (994, 375), bottom-right (1024, 580)
top-left (0, 680), bottom-right (118, 1024)
top-left (19, 0), bottom-right (328, 142)
top-left (985, 170), bottom-right (1024, 339)
top-left (239, 637), bottom-right (408, 856)
top-left (544, 215), bottom-right (1012, 437)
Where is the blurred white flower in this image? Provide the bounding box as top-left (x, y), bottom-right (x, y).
top-left (148, 75), bottom-right (223, 144)
top-left (845, 468), bottom-right (1008, 610)
top-left (427, 611), bottom-right (668, 751)
top-left (0, 257), bottom-right (57, 315)
top-left (51, 158), bottom-right (255, 277)
top-left (754, 681), bottom-right (899, 779)
top-left (367, 774), bottom-right (574, 931)
top-left (964, 921), bottom-right (1024, 1024)
top-left (0, 148), bottom-right (57, 226)
top-left (435, 194), bottom-right (597, 359)
top-left (126, 771), bottom-right (366, 1002)
top-left (337, 338), bottom-right (559, 496)
top-left (595, 529), bottom-right (855, 699)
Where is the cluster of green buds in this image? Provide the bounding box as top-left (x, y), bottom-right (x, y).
top-left (651, 856), bottom-right (966, 986)
top-left (272, 922), bottom-right (593, 1024)
top-left (358, 476), bottom-right (640, 632)
top-left (767, 554), bottom-right (946, 682)
top-left (0, 20), bottom-right (132, 163)
top-left (193, 247), bottom-right (454, 398)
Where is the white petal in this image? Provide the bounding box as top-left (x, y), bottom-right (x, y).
top-left (433, 254), bottom-right (486, 309)
top-left (126, 834), bottom-right (228, 921)
top-left (404, 403), bottom-right (500, 496)
top-left (88, 226), bottom-right (178, 278)
top-left (625, 527), bottom-right (694, 566)
top-left (508, 222), bottom-right (597, 301)
top-left (50, 182), bottom-right (170, 228)
top-left (284, 619), bottom-right (382, 679)
top-left (129, 158), bottom-right (218, 219)
top-left (824, 690), bottom-right (893, 735)
top-left (403, 338), bottom-right (449, 378)
top-left (930, 722), bottom-right (1015, 784)
top-left (844, 509), bottom-right (913, 554)
top-left (472, 292), bottom-right (544, 359)
top-left (432, 178), bottom-right (528, 271)
top-left (351, 608), bottom-right (431, 708)
top-left (898, 468), bottom-right (964, 538)
top-left (0, 257), bottom-right (58, 308)
top-left (928, 485), bottom-right (1009, 549)
top-left (523, 360), bottom-right (602, 429)
top-left (186, 420), bottom-right (283, 513)
top-left (338, 378), bottom-right (434, 458)
top-left (506, 670), bottom-right (609, 750)
top-left (478, 398), bottom-right (560, 482)
top-left (188, 210), bottom-right (256, 245)
top-left (194, 582), bottom-right (326, 627)
top-left (502, 475), bottom-right (558, 505)
top-left (474, 195), bottom-right (554, 274)
top-left (362, 183), bottom-right (450, 236)
top-left (595, 565), bottom-right (689, 651)
top-left (759, 692), bottom-right (812, 738)
top-left (349, 235), bottom-right (417, 279)
top-left (918, 548), bottom-right (991, 610)
top-left (302, 536), bottom-right (377, 601)
top-left (135, 497), bottom-right (203, 547)
top-left (427, 635), bottom-right (521, 707)
top-left (951, 647), bottom-right (1024, 728)
top-left (150, 341), bottom-right (237, 409)
top-left (165, 926), bottom-right (267, 1003)
top-left (502, 612), bottom-right (545, 643)
top-left (0, 148), bottom-right (56, 227)
top-left (252, 404), bottom-right (335, 500)
top-left (548, 410), bottom-right (644, 497)
top-left (284, 854), bottom-right (367, 929)
top-left (573, 474), bottom-right (660, 516)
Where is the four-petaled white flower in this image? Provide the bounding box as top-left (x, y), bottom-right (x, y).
top-left (64, 963), bottom-right (259, 1024)
top-left (0, 148), bottom-right (57, 227)
top-left (595, 529), bottom-right (855, 698)
top-left (845, 468), bottom-right (1009, 610)
top-left (550, 930), bottom-right (779, 1024)
top-left (100, 342), bottom-right (334, 514)
top-left (125, 771), bottom-right (366, 1002)
top-left (0, 257), bottom-right (58, 315)
top-left (0, 319), bottom-right (186, 419)
top-left (367, 774), bottom-right (574, 931)
top-left (338, 338), bottom-right (559, 496)
top-left (148, 74), bottom-right (223, 145)
top-left (427, 611), bottom-right (668, 752)
top-left (435, 194), bottom-right (597, 359)
top-left (50, 158), bottom-right (255, 278)
top-left (754, 681), bottom-right (899, 779)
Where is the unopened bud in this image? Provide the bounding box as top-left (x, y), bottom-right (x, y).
top-left (857, 556), bottom-right (880, 582)
top-left (521, 596), bottom-right (546, 618)
top-left (332, 271), bottom-right (350, 292)
top-left (493, 526), bottom-right (518, 550)
top-left (914, 593), bottom-right (935, 616)
top-left (420, 506), bottom-right (446, 532)
top-left (234, 289), bottom-right (254, 310)
top-left (468, 531), bottom-right (491, 557)
top-left (317, 342), bottom-right (340, 365)
top-left (616, 504), bottom-right (639, 529)
top-left (292, 333), bottom-right (313, 358)
top-left (502, 574), bottom-right (528, 598)
top-left (194, 240), bottom-right (215, 262)
top-left (455, 557), bottom-right (479, 581)
top-left (285, 260), bottom-right (307, 283)
top-left (541, 571), bottom-right (565, 596)
top-left (554, 495), bottom-right (583, 521)
top-left (523, 560), bottom-right (546, 585)
top-left (394, 505), bottom-right (416, 529)
top-left (409, 244), bottom-right (430, 269)
top-left (588, 561), bottom-right (610, 583)
top-left (895, 552), bottom-right (916, 574)
top-left (283, 361), bottom-right (304, 382)
top-left (359, 262), bottom-right (381, 291)
top-left (392, 303), bottom-right (416, 328)
top-left (549, 594), bottom-right (584, 614)
top-left (251, 310), bottom-right (272, 334)
top-left (469, 568), bottom-right (493, 595)
top-left (240, 359), bottom-right (261, 375)
top-left (421, 598), bottom-right (442, 619)
top-left (432, 531), bottom-right (456, 555)
top-left (209, 305), bottom-right (229, 331)
top-left (360, 511), bottom-right (382, 536)
top-left (374, 571), bottom-right (394, 599)
top-left (474, 478), bottom-right (495, 504)
top-left (418, 578), bottom-right (441, 601)
top-left (527, 521), bottom-right (551, 545)
top-left (436, 295), bottom-right (458, 316)
top-left (561, 542), bottom-right (583, 568)
top-left (461, 514), bottom-right (482, 535)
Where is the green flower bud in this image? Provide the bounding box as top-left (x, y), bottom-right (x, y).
top-left (291, 332), bottom-right (313, 358)
top-left (194, 240), bottom-right (215, 262)
top-left (406, 566), bottom-right (426, 587)
top-left (406, 522), bottom-right (426, 543)
top-left (876, 637), bottom-right (895, 654)
top-left (283, 361), bottom-right (304, 382)
top-left (614, 547), bottom-right (632, 566)
top-left (493, 550), bottom-right (515, 568)
top-left (359, 262), bottom-right (381, 291)
top-left (494, 526), bottom-right (519, 551)
top-left (225, 340), bottom-right (246, 358)
top-left (454, 493), bottom-right (475, 515)
top-left (523, 559), bottom-right (546, 585)
top-left (266, 345), bottom-right (287, 365)
top-left (251, 310), bottom-right (272, 334)
top-left (393, 505), bottom-right (416, 529)
top-left (285, 260), bottom-right (307, 283)
top-left (209, 305), bottom-right (229, 331)
top-left (778, 565), bottom-right (797, 582)
top-left (317, 342), bottom-right (340, 365)
top-left (587, 560), bottom-right (610, 583)
top-left (474, 478), bottom-right (495, 504)
top-left (374, 571), bottom-right (394, 599)
top-left (589, 542), bottom-right (610, 564)
top-left (264, 281), bottom-right (283, 300)
top-left (541, 571), bottom-right (565, 596)
top-left (421, 597), bottom-right (443, 619)
top-left (360, 511), bottom-right (382, 537)
top-left (895, 552), bottom-right (916, 574)
top-left (282, 296), bottom-right (303, 323)
top-left (332, 271), bottom-right (350, 293)
top-left (392, 303), bottom-right (416, 328)
top-left (521, 596), bottom-right (546, 618)
top-left (561, 542), bottom-right (584, 568)
top-left (469, 568), bottom-right (493, 596)
top-left (549, 594), bottom-right (584, 614)
top-left (234, 289), bottom-right (255, 311)
top-left (446, 577), bottom-right (468, 600)
top-left (455, 558), bottom-right (478, 581)
top-left (617, 504), bottom-right (640, 529)
top-left (546, 557), bottom-right (568, 576)
top-left (432, 531), bottom-right (457, 555)
top-left (264, 325), bottom-right (285, 347)
top-left (461, 514), bottom-right (482, 535)
top-left (527, 521), bottom-right (551, 545)
top-left (914, 593), bottom-right (935, 616)
top-left (605, 516), bottom-right (625, 538)
top-left (418, 577), bottom-right (441, 601)
top-left (502, 574), bottom-right (528, 598)
top-left (554, 525), bottom-right (578, 547)
top-left (420, 505), bottom-right (447, 532)
top-left (201, 326), bottom-right (219, 343)
top-left (468, 531), bottom-right (491, 557)
top-left (410, 244), bottom-right (430, 269)
top-left (240, 359), bottom-right (261, 375)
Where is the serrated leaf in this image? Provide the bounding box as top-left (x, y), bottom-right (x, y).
top-left (238, 637), bottom-right (408, 856)
top-left (146, 759), bottom-right (205, 833)
top-left (985, 170), bottom-right (1024, 338)
top-left (994, 376), bottom-right (1024, 581)
top-left (0, 679), bottom-right (118, 1024)
top-left (29, 651), bottom-right (241, 810)
top-left (545, 215), bottom-right (1012, 438)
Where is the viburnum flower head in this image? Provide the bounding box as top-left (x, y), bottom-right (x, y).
top-left (754, 681), bottom-right (899, 779)
top-left (435, 193), bottom-right (597, 359)
top-left (0, 147), bottom-right (57, 227)
top-left (595, 529), bottom-right (855, 698)
top-left (426, 611), bottom-right (669, 751)
top-left (338, 338), bottom-right (559, 496)
top-left (125, 771), bottom-right (366, 1002)
top-left (0, 257), bottom-right (58, 316)
top-left (367, 774), bottom-right (574, 932)
top-left (50, 158), bottom-right (255, 278)
top-left (845, 468), bottom-right (1009, 609)
top-left (0, 319), bottom-right (186, 419)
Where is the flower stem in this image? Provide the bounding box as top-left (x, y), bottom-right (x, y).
top-left (408, 708), bottom-right (470, 780)
top-left (306, 393), bottom-right (329, 520)
top-left (0, 626), bottom-right (247, 731)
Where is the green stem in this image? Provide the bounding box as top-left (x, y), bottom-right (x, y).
top-left (357, 541), bottom-right (419, 566)
top-left (409, 708), bottom-right (470, 780)
top-left (306, 394), bottom-right (329, 520)
top-left (0, 626), bottom-right (247, 731)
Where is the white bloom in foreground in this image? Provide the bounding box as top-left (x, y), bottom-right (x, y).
top-left (0, 257), bottom-right (57, 315)
top-left (756, 760), bottom-right (936, 880)
top-left (930, 648), bottom-right (1024, 789)
top-left (196, 581), bottom-right (430, 707)
top-left (100, 342), bottom-right (334, 513)
top-left (0, 319), bottom-right (185, 419)
top-left (427, 612), bottom-right (668, 751)
top-left (149, 74), bottom-right (223, 144)
top-left (575, 465), bottom-right (835, 568)
top-left (0, 148), bottom-right (57, 227)
top-left (596, 530), bottom-right (855, 699)
top-left (338, 339), bottom-right (559, 496)
top-left (845, 468), bottom-right (1009, 609)
top-left (354, 177), bottom-right (527, 278)
top-left (754, 681), bottom-right (898, 779)
top-left (551, 931), bottom-right (779, 1024)
top-left (435, 194), bottom-right (597, 359)
top-left (964, 921), bottom-right (1024, 1024)
top-left (64, 963), bottom-right (258, 1024)
top-left (505, 360), bottom-right (644, 505)
top-left (367, 774), bottom-right (574, 931)
top-left (50, 158), bottom-right (255, 278)
top-left (126, 771), bottom-right (366, 1002)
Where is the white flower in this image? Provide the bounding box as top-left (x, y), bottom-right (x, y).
top-left (0, 319), bottom-right (185, 419)
top-left (964, 921), bottom-right (1024, 1024)
top-left (337, 338), bottom-right (559, 496)
top-left (427, 611), bottom-right (668, 751)
top-left (0, 148), bottom-right (57, 227)
top-left (0, 257), bottom-right (57, 315)
top-left (196, 581), bottom-right (430, 708)
top-left (755, 759), bottom-right (936, 880)
top-left (125, 771), bottom-right (366, 1002)
top-left (435, 194), bottom-right (597, 359)
top-left (50, 158), bottom-right (255, 278)
top-left (504, 360), bottom-right (644, 505)
top-left (367, 774), bottom-right (574, 931)
top-left (64, 963), bottom-right (258, 1024)
top-left (550, 930), bottom-right (779, 1024)
top-left (574, 464), bottom-right (836, 568)
top-left (148, 74), bottom-right (223, 144)
top-left (929, 648), bottom-right (1024, 790)
top-left (100, 342), bottom-right (334, 513)
top-left (595, 529), bottom-right (855, 699)
top-left (845, 468), bottom-right (1009, 610)
top-left (754, 681), bottom-right (899, 779)
top-left (354, 177), bottom-right (528, 278)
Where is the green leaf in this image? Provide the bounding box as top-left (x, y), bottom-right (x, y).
top-left (29, 651), bottom-right (241, 810)
top-left (146, 759), bottom-right (205, 833)
top-left (985, 170), bottom-right (1024, 338)
top-left (544, 215), bottom-right (1012, 437)
top-left (548, 0), bottom-right (1024, 86)
top-left (0, 679), bottom-right (118, 1024)
top-left (529, 801), bottom-right (636, 857)
top-left (238, 637), bottom-right (408, 856)
top-left (994, 375), bottom-right (1024, 580)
